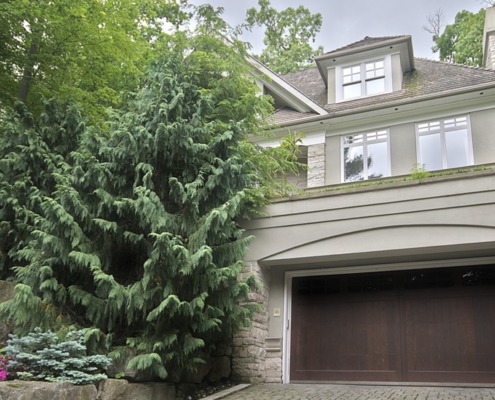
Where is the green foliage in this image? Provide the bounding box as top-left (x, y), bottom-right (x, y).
top-left (245, 0), bottom-right (324, 73)
top-left (432, 8), bottom-right (485, 66)
top-left (410, 164), bottom-right (431, 180)
top-left (5, 328), bottom-right (111, 385)
top-left (0, 20), bottom-right (300, 380)
top-left (0, 0), bottom-right (188, 120)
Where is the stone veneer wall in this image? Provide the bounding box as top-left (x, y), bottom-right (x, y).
top-left (265, 343), bottom-right (282, 383)
top-left (231, 261), bottom-right (271, 383)
top-left (307, 143), bottom-right (326, 188)
top-left (486, 32), bottom-right (495, 70)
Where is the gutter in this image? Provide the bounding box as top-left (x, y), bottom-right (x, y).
top-left (272, 82), bottom-right (495, 130)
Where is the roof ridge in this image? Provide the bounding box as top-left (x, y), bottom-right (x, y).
top-left (323, 35), bottom-right (409, 55)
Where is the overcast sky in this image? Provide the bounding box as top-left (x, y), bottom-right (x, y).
top-left (188, 0), bottom-right (485, 60)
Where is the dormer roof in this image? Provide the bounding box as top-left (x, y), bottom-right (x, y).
top-left (317, 36), bottom-right (413, 60)
top-left (315, 36), bottom-right (415, 86)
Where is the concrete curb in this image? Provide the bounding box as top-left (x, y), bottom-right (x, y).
top-left (199, 383), bottom-right (251, 400)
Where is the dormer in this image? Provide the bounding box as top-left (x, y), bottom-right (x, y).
top-left (315, 36), bottom-right (415, 104)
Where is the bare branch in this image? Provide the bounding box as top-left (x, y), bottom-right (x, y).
top-left (423, 8), bottom-right (445, 37)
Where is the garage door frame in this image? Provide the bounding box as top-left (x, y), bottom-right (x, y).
top-left (282, 256), bottom-right (495, 383)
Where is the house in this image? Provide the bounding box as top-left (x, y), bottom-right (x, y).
top-left (231, 7), bottom-right (495, 385)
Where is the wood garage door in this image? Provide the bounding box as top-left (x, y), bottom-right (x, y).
top-left (290, 266), bottom-right (495, 383)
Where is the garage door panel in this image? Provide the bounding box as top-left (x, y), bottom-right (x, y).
top-left (403, 292), bottom-right (495, 378)
top-left (291, 285), bottom-right (402, 381)
top-left (290, 266), bottom-right (495, 383)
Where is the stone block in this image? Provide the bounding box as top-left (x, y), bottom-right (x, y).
top-left (98, 379), bottom-right (175, 400)
top-left (0, 381), bottom-right (97, 400)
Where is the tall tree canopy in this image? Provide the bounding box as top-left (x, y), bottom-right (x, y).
top-left (0, 5), bottom-right (301, 378)
top-left (245, 0), bottom-right (324, 74)
top-left (427, 8), bottom-right (485, 66)
top-left (0, 0), bottom-right (188, 120)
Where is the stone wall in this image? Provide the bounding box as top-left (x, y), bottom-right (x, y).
top-left (265, 348), bottom-right (282, 383)
top-left (486, 32), bottom-right (495, 70)
top-left (307, 143), bottom-right (326, 188)
top-left (231, 261), bottom-right (270, 383)
top-left (0, 379), bottom-right (175, 400)
top-left (484, 6), bottom-right (495, 70)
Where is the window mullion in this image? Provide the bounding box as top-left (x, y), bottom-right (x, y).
top-left (439, 121), bottom-right (448, 169)
top-left (362, 135), bottom-right (369, 179)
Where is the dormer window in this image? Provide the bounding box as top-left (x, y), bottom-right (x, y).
top-left (342, 60), bottom-right (385, 100)
top-left (336, 55), bottom-right (393, 102)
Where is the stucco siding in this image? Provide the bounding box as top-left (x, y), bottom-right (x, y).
top-left (242, 171), bottom-right (495, 379)
top-left (471, 108), bottom-right (495, 164)
top-left (244, 171), bottom-right (495, 265)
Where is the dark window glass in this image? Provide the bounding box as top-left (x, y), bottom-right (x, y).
top-left (295, 276), bottom-right (340, 296)
top-left (404, 270), bottom-right (454, 290)
top-left (462, 268), bottom-right (495, 286)
top-left (347, 274), bottom-right (394, 293)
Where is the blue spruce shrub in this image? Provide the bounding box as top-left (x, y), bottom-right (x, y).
top-left (5, 328), bottom-right (112, 385)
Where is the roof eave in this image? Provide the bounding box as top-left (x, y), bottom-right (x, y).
top-left (315, 36), bottom-right (412, 61)
top-left (272, 82), bottom-right (495, 129)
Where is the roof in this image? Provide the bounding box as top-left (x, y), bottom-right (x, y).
top-left (279, 58), bottom-right (495, 121)
top-left (316, 36), bottom-right (410, 60)
top-left (270, 108), bottom-right (319, 125)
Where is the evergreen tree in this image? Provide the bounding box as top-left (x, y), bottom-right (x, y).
top-left (0, 29), bottom-right (300, 379)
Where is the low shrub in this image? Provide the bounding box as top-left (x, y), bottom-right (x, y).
top-left (0, 354), bottom-right (12, 380)
top-left (5, 328), bottom-right (112, 385)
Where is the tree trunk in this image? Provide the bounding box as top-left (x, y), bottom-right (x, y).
top-left (18, 40), bottom-right (40, 103)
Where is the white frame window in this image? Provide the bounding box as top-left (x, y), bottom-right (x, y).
top-left (342, 129), bottom-right (390, 182)
top-left (337, 56), bottom-right (392, 102)
top-left (416, 115), bottom-right (474, 171)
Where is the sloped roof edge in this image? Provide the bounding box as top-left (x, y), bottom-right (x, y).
top-left (247, 56), bottom-right (328, 116)
top-left (316, 35), bottom-right (412, 60)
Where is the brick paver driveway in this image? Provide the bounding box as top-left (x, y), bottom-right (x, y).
top-left (218, 383), bottom-right (495, 400)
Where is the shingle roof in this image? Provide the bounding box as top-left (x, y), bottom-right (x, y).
top-left (280, 58), bottom-right (495, 120)
top-left (318, 36), bottom-right (409, 58)
top-left (270, 108), bottom-right (319, 125)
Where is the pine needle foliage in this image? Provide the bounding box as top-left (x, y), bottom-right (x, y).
top-left (0, 28), bottom-right (301, 379)
top-left (5, 328), bottom-right (111, 385)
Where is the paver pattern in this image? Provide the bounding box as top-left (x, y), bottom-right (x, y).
top-left (219, 383), bottom-right (495, 400)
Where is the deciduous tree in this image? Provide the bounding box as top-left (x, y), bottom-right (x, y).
top-left (245, 0), bottom-right (324, 74)
top-left (0, 0), bottom-right (187, 120)
top-left (427, 8), bottom-right (485, 66)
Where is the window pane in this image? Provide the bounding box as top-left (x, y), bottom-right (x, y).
top-left (344, 134), bottom-right (363, 144)
top-left (366, 77), bottom-right (385, 95)
top-left (366, 69), bottom-right (384, 79)
top-left (344, 146), bottom-right (364, 181)
top-left (343, 82), bottom-right (361, 99)
top-left (446, 129), bottom-right (469, 168)
top-left (367, 142), bottom-right (388, 179)
top-left (418, 121), bottom-right (440, 133)
top-left (343, 65), bottom-right (361, 83)
top-left (419, 133), bottom-right (442, 171)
